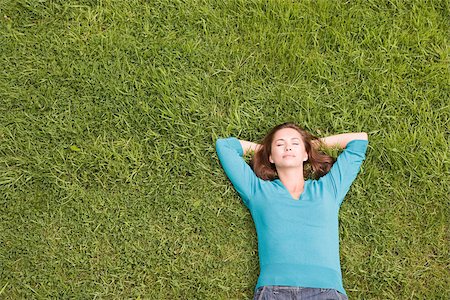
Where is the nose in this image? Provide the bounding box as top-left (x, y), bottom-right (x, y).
top-left (285, 146), bottom-right (292, 151)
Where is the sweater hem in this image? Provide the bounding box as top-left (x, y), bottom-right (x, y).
top-left (255, 263), bottom-right (347, 296)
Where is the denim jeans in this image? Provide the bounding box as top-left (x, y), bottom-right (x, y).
top-left (253, 286), bottom-right (348, 300)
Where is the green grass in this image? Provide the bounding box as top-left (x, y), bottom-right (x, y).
top-left (1, 0), bottom-right (449, 298)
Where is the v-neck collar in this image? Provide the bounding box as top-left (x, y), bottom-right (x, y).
top-left (274, 179), bottom-right (310, 201)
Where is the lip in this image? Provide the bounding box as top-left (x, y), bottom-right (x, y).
top-left (282, 154), bottom-right (296, 158)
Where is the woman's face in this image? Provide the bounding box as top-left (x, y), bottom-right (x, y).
top-left (269, 128), bottom-right (308, 168)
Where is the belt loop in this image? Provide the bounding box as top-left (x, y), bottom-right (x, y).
top-left (257, 286), bottom-right (266, 300)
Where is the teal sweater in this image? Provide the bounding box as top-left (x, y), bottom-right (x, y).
top-left (216, 137), bottom-right (369, 296)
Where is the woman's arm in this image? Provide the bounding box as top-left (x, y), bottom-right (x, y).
top-left (313, 132), bottom-right (368, 149)
top-left (238, 140), bottom-right (262, 155)
top-left (215, 138), bottom-right (261, 207)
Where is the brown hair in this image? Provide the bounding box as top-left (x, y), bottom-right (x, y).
top-left (249, 122), bottom-right (336, 180)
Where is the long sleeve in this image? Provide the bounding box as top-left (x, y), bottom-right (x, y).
top-left (215, 137), bottom-right (260, 208)
top-left (323, 139), bottom-right (369, 206)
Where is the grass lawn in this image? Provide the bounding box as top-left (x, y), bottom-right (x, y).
top-left (1, 0), bottom-right (449, 299)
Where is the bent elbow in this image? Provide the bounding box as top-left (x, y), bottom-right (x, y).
top-left (215, 138), bottom-right (226, 150)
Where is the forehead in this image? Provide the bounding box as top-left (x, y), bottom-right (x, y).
top-left (273, 128), bottom-right (302, 141)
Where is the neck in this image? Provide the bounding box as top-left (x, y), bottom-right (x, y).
top-left (277, 167), bottom-right (305, 192)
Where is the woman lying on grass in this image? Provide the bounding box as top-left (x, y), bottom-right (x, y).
top-left (216, 122), bottom-right (368, 300)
